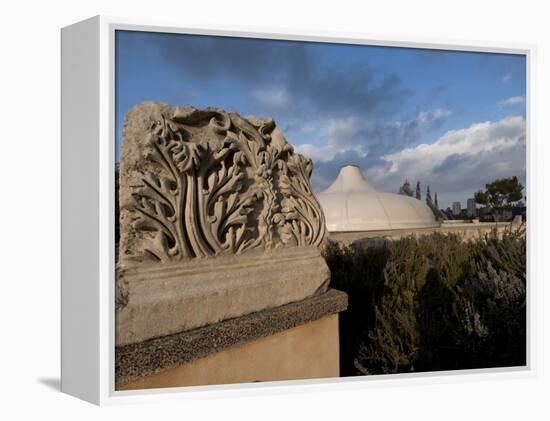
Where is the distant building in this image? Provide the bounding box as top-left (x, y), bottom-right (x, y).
top-left (318, 165), bottom-right (440, 231)
top-left (512, 203), bottom-right (527, 221)
top-left (467, 198), bottom-right (477, 217)
top-left (452, 201), bottom-right (461, 216)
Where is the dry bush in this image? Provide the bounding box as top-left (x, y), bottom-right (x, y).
top-left (323, 227), bottom-right (526, 376)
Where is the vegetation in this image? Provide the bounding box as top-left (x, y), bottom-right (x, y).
top-left (474, 176), bottom-right (524, 221)
top-left (425, 185), bottom-right (432, 206)
top-left (323, 226), bottom-right (526, 376)
top-left (399, 179), bottom-right (441, 219)
top-left (425, 185), bottom-right (442, 220)
top-left (398, 179), bottom-right (414, 197)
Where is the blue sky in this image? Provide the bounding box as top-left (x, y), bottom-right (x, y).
top-left (115, 30), bottom-right (526, 209)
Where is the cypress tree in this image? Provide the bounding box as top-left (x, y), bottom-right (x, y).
top-left (399, 179), bottom-right (414, 197)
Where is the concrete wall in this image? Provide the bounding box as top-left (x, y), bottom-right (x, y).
top-left (328, 221), bottom-right (522, 245)
top-left (118, 314), bottom-right (340, 390)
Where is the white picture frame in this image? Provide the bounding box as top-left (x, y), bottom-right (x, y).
top-left (61, 15), bottom-right (536, 405)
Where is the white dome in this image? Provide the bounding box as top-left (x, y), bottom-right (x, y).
top-left (318, 165), bottom-right (440, 232)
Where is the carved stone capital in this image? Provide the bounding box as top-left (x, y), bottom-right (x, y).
top-left (118, 102), bottom-right (327, 267)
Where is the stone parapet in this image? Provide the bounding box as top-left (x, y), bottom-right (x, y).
top-left (116, 247), bottom-right (330, 346)
top-left (116, 289), bottom-right (348, 388)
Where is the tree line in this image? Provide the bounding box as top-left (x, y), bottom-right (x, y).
top-left (398, 179), bottom-right (440, 219)
top-left (398, 176), bottom-right (524, 222)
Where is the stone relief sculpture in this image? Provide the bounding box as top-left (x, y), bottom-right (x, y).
top-left (116, 102), bottom-right (335, 348)
top-left (119, 102), bottom-right (326, 267)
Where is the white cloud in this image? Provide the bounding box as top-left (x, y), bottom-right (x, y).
top-left (417, 108), bottom-right (451, 124)
top-left (296, 109), bottom-right (451, 163)
top-left (326, 116), bottom-right (361, 144)
top-left (364, 116), bottom-right (526, 207)
top-left (382, 116), bottom-right (523, 165)
top-left (498, 96), bottom-right (525, 107)
top-left (295, 142), bottom-right (366, 163)
top-left (501, 72), bottom-right (513, 83)
top-left (295, 116), bottom-right (366, 162)
top-left (252, 87), bottom-right (289, 108)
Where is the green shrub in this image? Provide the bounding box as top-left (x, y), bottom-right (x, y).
top-left (323, 227), bottom-right (526, 376)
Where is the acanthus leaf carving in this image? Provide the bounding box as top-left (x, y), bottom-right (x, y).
top-left (119, 103), bottom-right (326, 265)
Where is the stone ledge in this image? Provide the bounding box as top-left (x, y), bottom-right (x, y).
top-left (116, 288), bottom-right (348, 387)
top-left (116, 247), bottom-right (330, 346)
top-left (118, 314), bottom-right (340, 390)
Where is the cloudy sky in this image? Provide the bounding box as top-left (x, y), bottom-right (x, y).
top-left (115, 30), bottom-right (526, 209)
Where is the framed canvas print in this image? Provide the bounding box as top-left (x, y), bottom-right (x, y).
top-left (61, 15), bottom-right (533, 405)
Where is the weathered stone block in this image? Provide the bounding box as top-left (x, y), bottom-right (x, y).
top-left (116, 247), bottom-right (330, 346)
top-left (116, 102), bottom-right (332, 345)
top-left (118, 102), bottom-right (326, 266)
